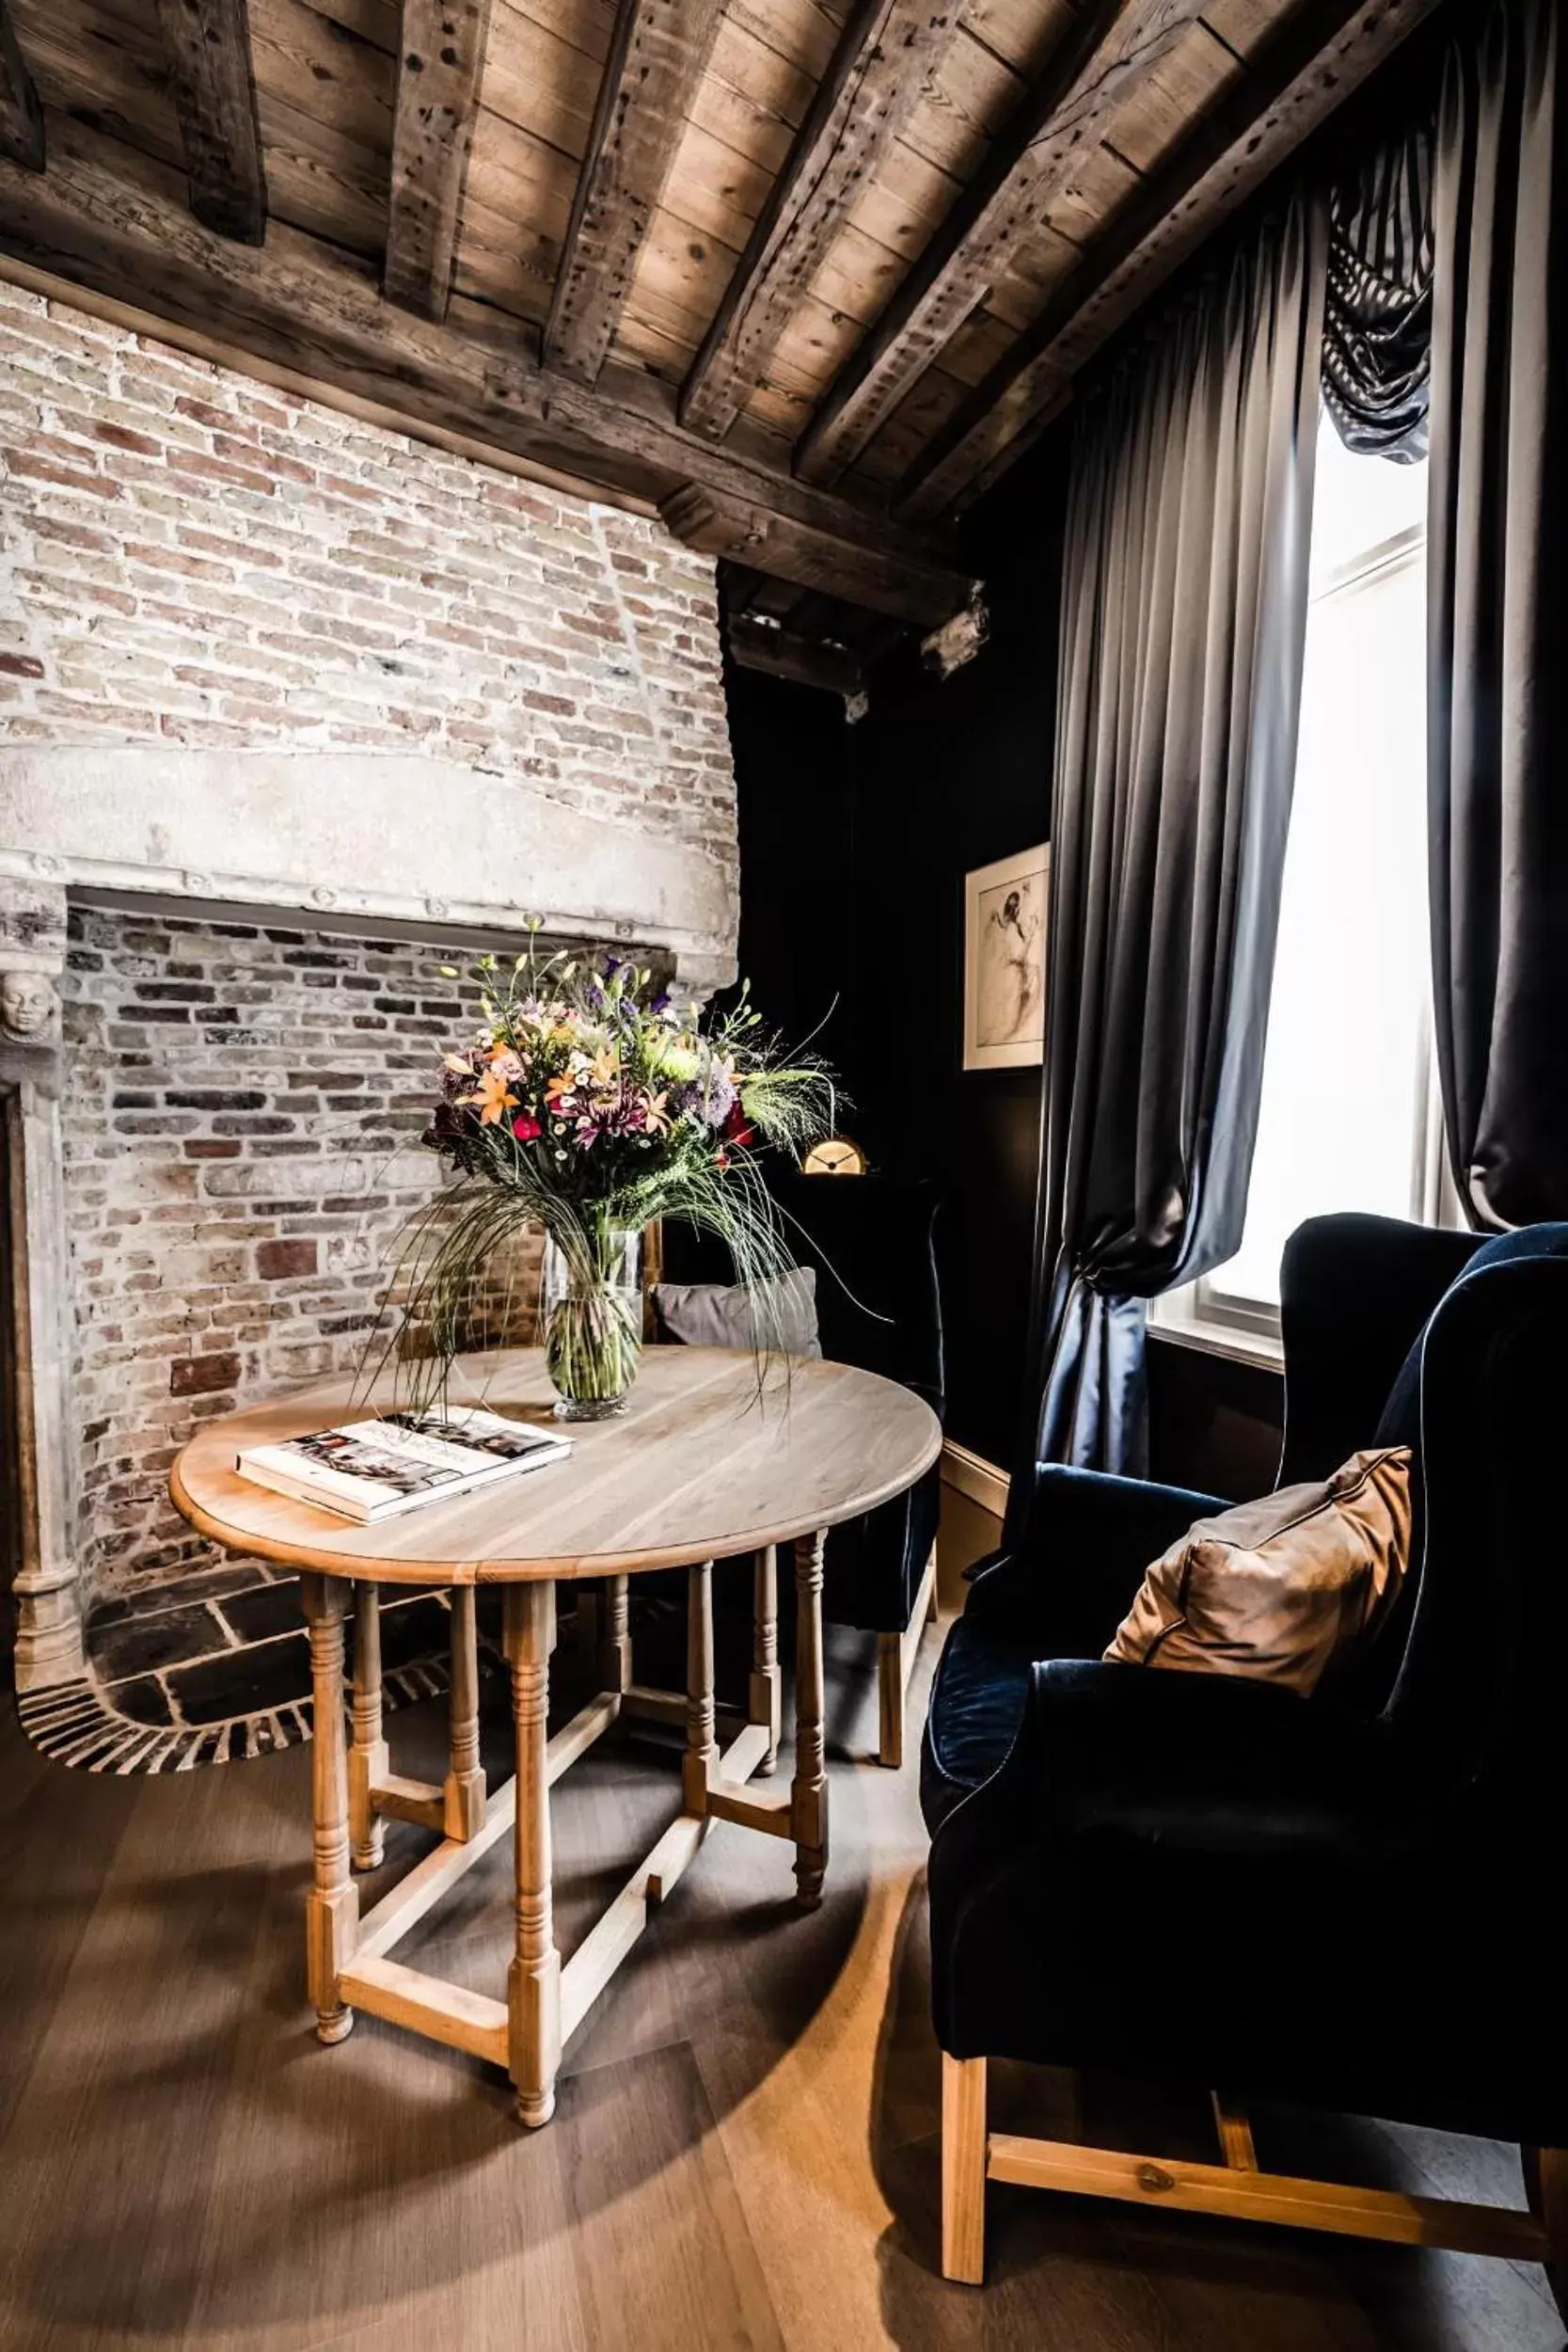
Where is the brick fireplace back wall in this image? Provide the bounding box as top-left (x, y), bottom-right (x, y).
top-left (1, 281), bottom-right (741, 1638)
top-left (63, 907), bottom-right (541, 1608)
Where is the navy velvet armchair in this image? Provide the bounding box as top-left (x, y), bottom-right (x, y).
top-left (659, 1171), bottom-right (943, 1766)
top-left (921, 1214), bottom-right (1568, 2314)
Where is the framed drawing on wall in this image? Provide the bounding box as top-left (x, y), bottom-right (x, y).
top-left (963, 845), bottom-right (1050, 1071)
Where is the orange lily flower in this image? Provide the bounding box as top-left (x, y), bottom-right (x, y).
top-left (465, 1068), bottom-right (519, 1125)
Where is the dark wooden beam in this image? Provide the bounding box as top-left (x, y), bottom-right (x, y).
top-left (895, 0), bottom-right (1449, 521)
top-left (679, 0), bottom-right (970, 445)
top-left (656, 482), bottom-right (971, 626)
top-left (0, 119), bottom-right (978, 628)
top-left (727, 611), bottom-right (864, 701)
top-left (384, 0), bottom-right (492, 322)
top-left (794, 0), bottom-right (1201, 487)
top-left (544, 0), bottom-right (724, 389)
top-left (0, 1), bottom-right (43, 173)
top-left (154, 0), bottom-right (266, 245)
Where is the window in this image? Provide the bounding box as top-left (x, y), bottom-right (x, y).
top-left (1154, 413), bottom-right (1456, 1362)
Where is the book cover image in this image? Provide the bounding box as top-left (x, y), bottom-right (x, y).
top-left (273, 1425), bottom-right (463, 1502)
top-left (376, 1411), bottom-right (555, 1464)
top-left (236, 1406), bottom-right (570, 1523)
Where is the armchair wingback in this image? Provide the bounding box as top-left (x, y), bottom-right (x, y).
top-left (923, 1215), bottom-right (1568, 2299)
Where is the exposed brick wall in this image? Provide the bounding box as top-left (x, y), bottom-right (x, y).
top-left (0, 279), bottom-right (736, 871)
top-left (0, 278), bottom-right (741, 1622)
top-left (62, 906), bottom-right (546, 1606)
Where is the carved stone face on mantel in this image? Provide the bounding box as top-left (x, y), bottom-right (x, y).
top-left (0, 969), bottom-right (55, 1041)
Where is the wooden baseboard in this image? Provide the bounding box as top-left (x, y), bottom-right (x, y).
top-left (940, 1442), bottom-right (1009, 1518)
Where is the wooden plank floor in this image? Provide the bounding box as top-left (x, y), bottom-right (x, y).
top-left (0, 1617), bottom-right (1561, 2352)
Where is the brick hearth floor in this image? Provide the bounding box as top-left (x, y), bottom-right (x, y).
top-left (17, 1581), bottom-right (739, 1775)
top-left (16, 1572), bottom-right (464, 1773)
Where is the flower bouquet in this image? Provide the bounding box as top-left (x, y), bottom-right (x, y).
top-left (384, 930), bottom-right (837, 1421)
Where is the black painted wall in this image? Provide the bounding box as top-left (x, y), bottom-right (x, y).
top-left (723, 427), bottom-right (1286, 1488)
top-left (724, 433), bottom-right (1064, 1470)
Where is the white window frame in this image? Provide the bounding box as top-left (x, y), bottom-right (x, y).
top-left (1150, 512), bottom-right (1461, 1370)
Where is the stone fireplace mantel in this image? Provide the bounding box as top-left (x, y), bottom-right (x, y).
top-left (0, 745), bottom-right (736, 997)
top-left (1, 747), bottom-right (738, 1692)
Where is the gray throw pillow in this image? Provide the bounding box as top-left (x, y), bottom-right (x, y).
top-left (652, 1269), bottom-right (821, 1359)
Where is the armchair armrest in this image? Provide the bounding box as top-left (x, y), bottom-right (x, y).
top-left (965, 1465), bottom-right (1227, 1652)
top-left (968, 1660), bottom-right (1400, 1865)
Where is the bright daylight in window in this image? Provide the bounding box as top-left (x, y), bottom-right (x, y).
top-left (1156, 410), bottom-right (1445, 1357)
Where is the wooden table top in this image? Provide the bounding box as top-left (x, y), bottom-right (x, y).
top-left (169, 1343), bottom-right (942, 1586)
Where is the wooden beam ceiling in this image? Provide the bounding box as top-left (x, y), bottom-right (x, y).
top-left (384, 0), bottom-right (493, 324)
top-left (0, 119), bottom-right (978, 628)
top-left (794, 0), bottom-right (1205, 488)
top-left (543, 0), bottom-right (725, 389)
top-left (726, 611), bottom-right (864, 703)
top-left (0, 0), bottom-right (42, 173)
top-left (678, 0), bottom-right (973, 446)
top-left (0, 0), bottom-right (1454, 670)
top-left (895, 0), bottom-right (1450, 521)
top-left (153, 0), bottom-right (266, 246)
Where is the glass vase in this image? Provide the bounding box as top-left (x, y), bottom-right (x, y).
top-left (540, 1224), bottom-right (642, 1421)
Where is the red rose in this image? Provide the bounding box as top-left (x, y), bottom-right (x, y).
top-left (512, 1111), bottom-right (541, 1142)
top-left (721, 1102), bottom-right (754, 1147)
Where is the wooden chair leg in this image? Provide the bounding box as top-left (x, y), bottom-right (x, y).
top-left (877, 1548), bottom-right (938, 1770)
top-left (877, 1633), bottom-right (905, 1772)
top-left (942, 2053), bottom-right (987, 2285)
top-left (1523, 2147), bottom-right (1568, 2326)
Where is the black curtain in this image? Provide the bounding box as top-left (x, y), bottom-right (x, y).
top-left (1323, 111), bottom-right (1435, 460)
top-left (1429, 0), bottom-right (1568, 1228)
top-left (1015, 191), bottom-right (1326, 1493)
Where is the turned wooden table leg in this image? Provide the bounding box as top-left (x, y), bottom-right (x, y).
top-left (683, 1559), bottom-right (718, 1818)
top-left (443, 1585), bottom-right (487, 1841)
top-left (749, 1545), bottom-right (782, 1773)
top-left (504, 1582), bottom-right (561, 2128)
top-left (348, 1582), bottom-right (388, 1871)
top-left (599, 1572), bottom-right (631, 1695)
top-left (791, 1530), bottom-right (829, 1910)
top-left (301, 1573), bottom-right (357, 2043)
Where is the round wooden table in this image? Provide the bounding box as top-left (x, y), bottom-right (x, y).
top-left (170, 1343), bottom-right (941, 2125)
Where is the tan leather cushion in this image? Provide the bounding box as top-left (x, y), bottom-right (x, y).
top-left (1104, 1447), bottom-right (1413, 1694)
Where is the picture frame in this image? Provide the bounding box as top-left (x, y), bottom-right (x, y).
top-left (963, 844), bottom-right (1050, 1071)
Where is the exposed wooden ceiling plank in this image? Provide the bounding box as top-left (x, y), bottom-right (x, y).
top-left (895, 0), bottom-right (1448, 519)
top-left (0, 1), bottom-right (43, 172)
top-left (0, 117), bottom-right (978, 628)
top-left (542, 0), bottom-right (725, 388)
top-left (678, 0), bottom-right (974, 446)
top-left (155, 0), bottom-right (267, 244)
top-left (657, 478), bottom-right (970, 624)
top-left (726, 610), bottom-right (865, 701)
top-left (384, 0), bottom-right (492, 321)
top-left (794, 0), bottom-right (1202, 485)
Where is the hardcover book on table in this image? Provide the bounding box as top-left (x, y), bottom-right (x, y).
top-left (235, 1406), bottom-right (571, 1525)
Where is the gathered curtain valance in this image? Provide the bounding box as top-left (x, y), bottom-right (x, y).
top-left (1323, 113), bottom-right (1437, 463)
